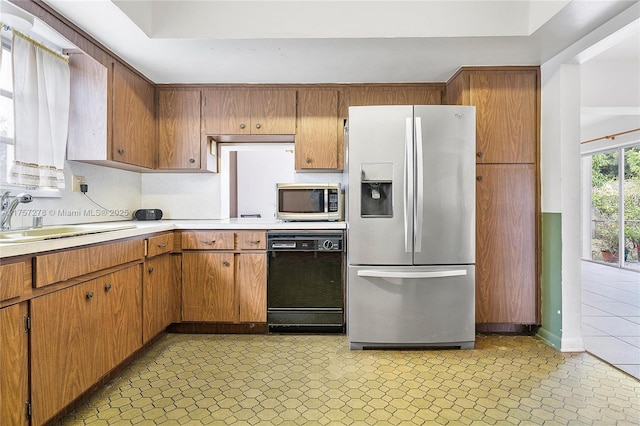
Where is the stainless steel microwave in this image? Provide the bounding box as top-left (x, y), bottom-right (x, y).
top-left (276, 183), bottom-right (343, 221)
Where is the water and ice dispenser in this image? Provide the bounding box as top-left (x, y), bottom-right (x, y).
top-left (360, 163), bottom-right (393, 217)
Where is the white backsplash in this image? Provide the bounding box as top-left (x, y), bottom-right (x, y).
top-left (7, 159), bottom-right (345, 227)
top-left (10, 161), bottom-right (141, 228)
top-left (141, 172), bottom-right (221, 219)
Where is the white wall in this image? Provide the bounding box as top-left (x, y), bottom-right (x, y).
top-left (539, 4), bottom-right (640, 352)
top-left (236, 149), bottom-right (294, 219)
top-left (541, 62), bottom-right (584, 352)
top-left (10, 161), bottom-right (141, 228)
top-left (141, 172), bottom-right (222, 219)
top-left (580, 48), bottom-right (640, 142)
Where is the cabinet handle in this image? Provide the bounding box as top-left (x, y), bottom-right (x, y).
top-left (306, 157), bottom-right (312, 164)
top-left (222, 260), bottom-right (230, 266)
top-left (86, 291), bottom-right (94, 299)
top-left (189, 158), bottom-right (196, 163)
top-left (201, 240), bottom-right (216, 245)
top-left (477, 151), bottom-right (483, 158)
top-left (156, 243), bottom-right (167, 248)
top-left (248, 240), bottom-right (261, 244)
top-left (118, 148), bottom-right (125, 155)
top-left (148, 267), bottom-right (154, 273)
top-left (476, 176), bottom-right (483, 181)
top-left (104, 283), bottom-right (112, 292)
top-left (255, 123), bottom-right (261, 129)
top-left (239, 123), bottom-right (246, 129)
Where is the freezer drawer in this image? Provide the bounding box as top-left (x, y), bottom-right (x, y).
top-left (347, 265), bottom-right (475, 350)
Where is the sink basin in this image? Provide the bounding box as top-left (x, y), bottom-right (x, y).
top-left (0, 224), bottom-right (136, 243)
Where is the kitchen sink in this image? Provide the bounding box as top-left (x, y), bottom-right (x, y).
top-left (0, 223), bottom-right (136, 243)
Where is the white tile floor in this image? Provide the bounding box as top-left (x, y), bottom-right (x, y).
top-left (581, 261), bottom-right (640, 379)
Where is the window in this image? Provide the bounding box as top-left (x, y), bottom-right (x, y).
top-left (0, 28), bottom-right (67, 197)
top-left (585, 143), bottom-right (640, 271)
top-left (0, 36), bottom-right (14, 186)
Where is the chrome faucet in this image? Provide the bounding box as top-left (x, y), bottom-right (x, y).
top-left (1, 191), bottom-right (33, 231)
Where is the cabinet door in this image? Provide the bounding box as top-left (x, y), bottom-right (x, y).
top-left (475, 164), bottom-right (537, 323)
top-left (143, 254), bottom-right (174, 343)
top-left (100, 266), bottom-right (142, 369)
top-left (237, 253), bottom-right (267, 323)
top-left (31, 280), bottom-right (102, 426)
top-left (296, 89), bottom-right (338, 170)
top-left (470, 71), bottom-right (537, 164)
top-left (202, 89), bottom-right (251, 135)
top-left (0, 303), bottom-right (29, 426)
top-left (66, 52), bottom-right (109, 162)
top-left (182, 253), bottom-right (236, 322)
top-left (250, 90), bottom-right (296, 134)
top-left (158, 89), bottom-right (202, 169)
top-left (112, 62), bottom-right (156, 168)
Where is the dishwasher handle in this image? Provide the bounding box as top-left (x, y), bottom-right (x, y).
top-left (357, 269), bottom-right (467, 279)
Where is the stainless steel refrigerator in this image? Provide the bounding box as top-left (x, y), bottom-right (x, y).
top-left (345, 105), bottom-right (476, 350)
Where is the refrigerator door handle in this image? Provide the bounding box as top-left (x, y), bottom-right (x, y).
top-left (414, 116), bottom-right (424, 253)
top-left (404, 117), bottom-right (413, 253)
top-left (357, 269), bottom-right (468, 279)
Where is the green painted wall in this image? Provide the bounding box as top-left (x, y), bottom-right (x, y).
top-left (536, 212), bottom-right (563, 349)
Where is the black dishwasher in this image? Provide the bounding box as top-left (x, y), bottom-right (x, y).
top-left (267, 230), bottom-right (344, 333)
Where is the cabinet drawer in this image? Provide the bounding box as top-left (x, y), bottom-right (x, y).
top-left (237, 231), bottom-right (266, 250)
top-left (182, 231), bottom-right (234, 250)
top-left (0, 262), bottom-right (25, 302)
top-left (34, 239), bottom-right (145, 288)
top-left (147, 233), bottom-right (174, 257)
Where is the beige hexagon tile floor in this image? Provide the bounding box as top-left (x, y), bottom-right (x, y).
top-left (59, 333), bottom-right (640, 425)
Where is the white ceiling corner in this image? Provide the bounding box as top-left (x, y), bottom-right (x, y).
top-left (112, 0), bottom-right (569, 39)
top-left (19, 0), bottom-right (640, 90)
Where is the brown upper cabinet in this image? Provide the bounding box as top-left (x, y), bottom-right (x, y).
top-left (112, 62), bottom-right (156, 168)
top-left (296, 89), bottom-right (339, 170)
top-left (202, 89), bottom-right (296, 135)
top-left (157, 89), bottom-right (203, 170)
top-left (67, 54), bottom-right (156, 171)
top-left (349, 86), bottom-right (444, 106)
top-left (447, 68), bottom-right (538, 164)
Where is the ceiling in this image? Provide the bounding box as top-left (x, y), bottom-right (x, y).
top-left (21, 0), bottom-right (639, 84)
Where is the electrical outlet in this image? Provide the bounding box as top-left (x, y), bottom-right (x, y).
top-left (72, 175), bottom-right (86, 192)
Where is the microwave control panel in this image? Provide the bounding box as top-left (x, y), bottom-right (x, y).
top-left (328, 189), bottom-right (340, 212)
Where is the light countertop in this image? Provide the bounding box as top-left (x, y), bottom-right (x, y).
top-left (0, 219), bottom-right (346, 258)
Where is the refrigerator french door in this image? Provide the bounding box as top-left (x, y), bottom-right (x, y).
top-left (346, 105), bottom-right (476, 350)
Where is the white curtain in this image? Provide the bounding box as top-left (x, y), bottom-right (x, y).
top-left (10, 32), bottom-right (70, 189)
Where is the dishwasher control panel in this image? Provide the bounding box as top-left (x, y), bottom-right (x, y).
top-left (267, 231), bottom-right (343, 252)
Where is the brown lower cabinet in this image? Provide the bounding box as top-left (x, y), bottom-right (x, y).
top-left (30, 265), bottom-right (142, 425)
top-left (182, 252), bottom-right (266, 323)
top-left (0, 302), bottom-right (29, 426)
top-left (143, 233), bottom-right (178, 343)
top-left (182, 252), bottom-right (236, 322)
top-left (475, 164), bottom-right (537, 324)
top-left (143, 253), bottom-right (179, 343)
top-left (181, 231), bottom-right (267, 323)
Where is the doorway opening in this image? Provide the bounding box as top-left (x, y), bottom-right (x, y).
top-left (219, 143), bottom-right (295, 219)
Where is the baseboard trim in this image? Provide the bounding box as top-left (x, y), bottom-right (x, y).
top-left (535, 326), bottom-right (562, 350)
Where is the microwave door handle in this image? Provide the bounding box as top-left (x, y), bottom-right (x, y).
top-left (324, 189), bottom-right (329, 213)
